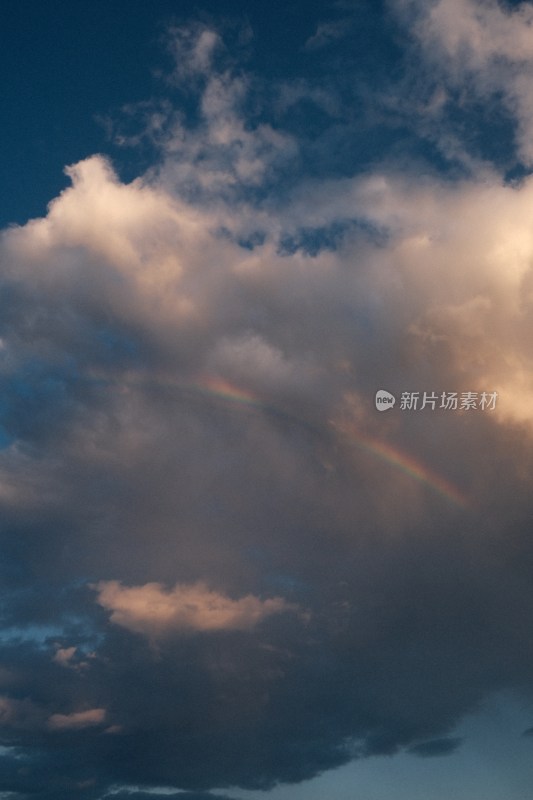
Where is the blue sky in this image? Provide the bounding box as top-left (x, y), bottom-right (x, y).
top-left (1, 2), bottom-right (533, 799)
top-left (1, 0), bottom-right (396, 227)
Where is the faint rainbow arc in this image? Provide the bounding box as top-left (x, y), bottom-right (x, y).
top-left (193, 379), bottom-right (469, 509)
top-left (191, 374), bottom-right (264, 408)
top-left (332, 423), bottom-right (469, 509)
top-left (115, 370), bottom-right (470, 509)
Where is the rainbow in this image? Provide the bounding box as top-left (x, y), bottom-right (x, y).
top-left (111, 370), bottom-right (470, 509)
top-left (188, 378), bottom-right (470, 509)
top-left (191, 374), bottom-right (264, 409)
top-left (180, 374), bottom-right (323, 440)
top-left (333, 421), bottom-right (470, 509)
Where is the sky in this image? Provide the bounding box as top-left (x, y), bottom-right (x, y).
top-left (1, 1), bottom-right (533, 798)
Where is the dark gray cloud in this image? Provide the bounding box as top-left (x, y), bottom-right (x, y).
top-left (408, 737), bottom-right (463, 758)
top-left (107, 794), bottom-right (239, 800)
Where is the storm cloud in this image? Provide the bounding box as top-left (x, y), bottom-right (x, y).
top-left (1, 2), bottom-right (533, 797)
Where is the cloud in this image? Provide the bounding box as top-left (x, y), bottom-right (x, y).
top-left (106, 793), bottom-right (240, 800)
top-left (0, 695), bottom-right (45, 731)
top-left (47, 708), bottom-right (107, 731)
top-left (93, 580), bottom-right (298, 636)
top-left (408, 0), bottom-right (533, 67)
top-left (166, 23), bottom-right (223, 82)
top-left (1, 9), bottom-right (533, 800)
top-left (304, 19), bottom-right (353, 51)
top-left (53, 646), bottom-right (77, 667)
top-left (394, 0), bottom-right (533, 164)
top-left (408, 737), bottom-right (463, 758)
top-left (106, 21), bottom-right (297, 201)
top-left (0, 695), bottom-right (106, 735)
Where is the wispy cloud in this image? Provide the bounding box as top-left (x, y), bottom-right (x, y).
top-left (304, 19), bottom-right (353, 51)
top-left (394, 0), bottom-right (533, 164)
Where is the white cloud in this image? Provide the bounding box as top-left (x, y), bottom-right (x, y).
top-left (207, 334), bottom-right (320, 398)
top-left (165, 23), bottom-right (223, 83)
top-left (395, 0), bottom-right (533, 163)
top-left (106, 24), bottom-right (297, 198)
top-left (412, 0), bottom-right (533, 67)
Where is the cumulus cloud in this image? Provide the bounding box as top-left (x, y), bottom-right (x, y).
top-left (93, 580), bottom-right (297, 636)
top-left (1, 7), bottom-right (533, 799)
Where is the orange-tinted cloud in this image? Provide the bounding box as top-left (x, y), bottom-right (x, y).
top-left (93, 580), bottom-right (298, 637)
top-left (47, 708), bottom-right (107, 731)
